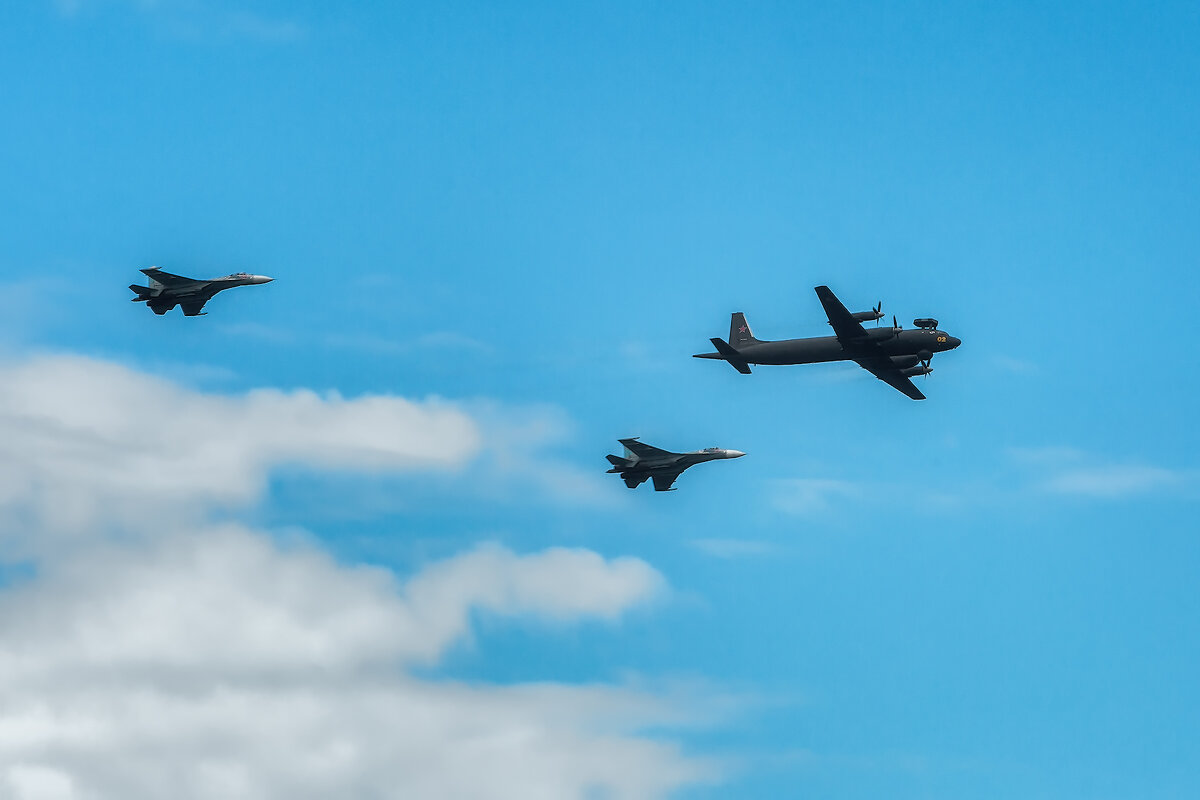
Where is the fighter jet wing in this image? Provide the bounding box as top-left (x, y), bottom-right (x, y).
top-left (652, 471), bottom-right (683, 491)
top-left (853, 356), bottom-right (927, 400)
top-left (140, 268), bottom-right (194, 288)
top-left (814, 285), bottom-right (868, 344)
top-left (618, 438), bottom-right (673, 459)
top-left (179, 298), bottom-right (208, 316)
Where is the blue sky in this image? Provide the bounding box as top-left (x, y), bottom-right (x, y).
top-left (1, 1), bottom-right (1198, 797)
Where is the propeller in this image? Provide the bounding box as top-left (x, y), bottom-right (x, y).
top-left (873, 301), bottom-right (883, 326)
top-left (917, 348), bottom-right (934, 373)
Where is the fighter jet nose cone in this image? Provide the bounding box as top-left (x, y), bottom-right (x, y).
top-left (255, 275), bottom-right (274, 284)
top-left (727, 450), bottom-right (746, 459)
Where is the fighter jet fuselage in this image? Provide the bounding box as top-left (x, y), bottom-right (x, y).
top-left (131, 267), bottom-right (273, 316)
top-left (607, 438), bottom-right (745, 491)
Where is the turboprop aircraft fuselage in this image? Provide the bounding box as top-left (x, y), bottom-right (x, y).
top-left (725, 328), bottom-right (961, 366)
top-left (693, 285), bottom-right (962, 399)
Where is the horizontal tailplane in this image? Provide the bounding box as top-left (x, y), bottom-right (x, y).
top-left (693, 337), bottom-right (751, 374)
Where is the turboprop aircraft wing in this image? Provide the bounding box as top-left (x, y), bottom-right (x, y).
top-left (853, 356), bottom-right (926, 401)
top-left (814, 285), bottom-right (869, 343)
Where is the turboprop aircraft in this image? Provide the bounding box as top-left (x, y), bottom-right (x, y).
top-left (606, 438), bottom-right (745, 491)
top-left (130, 267), bottom-right (273, 316)
top-left (694, 285), bottom-right (961, 400)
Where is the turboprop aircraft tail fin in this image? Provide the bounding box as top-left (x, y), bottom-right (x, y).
top-left (729, 312), bottom-right (759, 347)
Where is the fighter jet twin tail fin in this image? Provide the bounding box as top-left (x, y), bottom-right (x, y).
top-left (605, 454), bottom-right (631, 472)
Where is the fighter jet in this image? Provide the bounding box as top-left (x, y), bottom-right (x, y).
top-left (694, 285), bottom-right (961, 400)
top-left (606, 438), bottom-right (745, 491)
top-left (129, 267), bottom-right (274, 316)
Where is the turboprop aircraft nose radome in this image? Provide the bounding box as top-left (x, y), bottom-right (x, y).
top-left (948, 335), bottom-right (961, 349)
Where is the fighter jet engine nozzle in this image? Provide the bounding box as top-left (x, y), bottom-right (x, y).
top-left (900, 366), bottom-right (933, 377)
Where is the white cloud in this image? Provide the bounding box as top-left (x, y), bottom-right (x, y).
top-left (0, 529), bottom-right (665, 679)
top-left (223, 10), bottom-right (305, 43)
top-left (0, 531), bottom-right (702, 800)
top-left (51, 1), bottom-right (307, 44)
top-left (320, 330), bottom-right (494, 357)
top-left (1044, 464), bottom-right (1185, 497)
top-left (216, 321), bottom-right (297, 345)
top-left (0, 353), bottom-right (714, 798)
top-left (689, 539), bottom-right (778, 559)
top-left (1008, 446), bottom-right (1191, 499)
top-left (771, 478), bottom-right (859, 515)
top-left (467, 402), bottom-right (622, 507)
top-left (1006, 445), bottom-right (1088, 465)
top-left (992, 355), bottom-right (1038, 374)
top-left (0, 354), bottom-right (480, 545)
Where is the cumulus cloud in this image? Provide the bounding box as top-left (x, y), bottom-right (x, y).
top-left (0, 353), bottom-right (713, 799)
top-left (0, 530), bottom-right (697, 800)
top-left (0, 354), bottom-right (480, 544)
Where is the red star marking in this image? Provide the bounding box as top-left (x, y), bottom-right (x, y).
top-left (738, 326), bottom-right (748, 333)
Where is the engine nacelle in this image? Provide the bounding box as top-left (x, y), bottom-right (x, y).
top-left (889, 355), bottom-right (920, 369)
top-left (851, 309), bottom-right (885, 322)
top-left (913, 318), bottom-right (939, 330)
top-left (854, 327), bottom-right (896, 344)
top-left (901, 365), bottom-right (932, 377)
